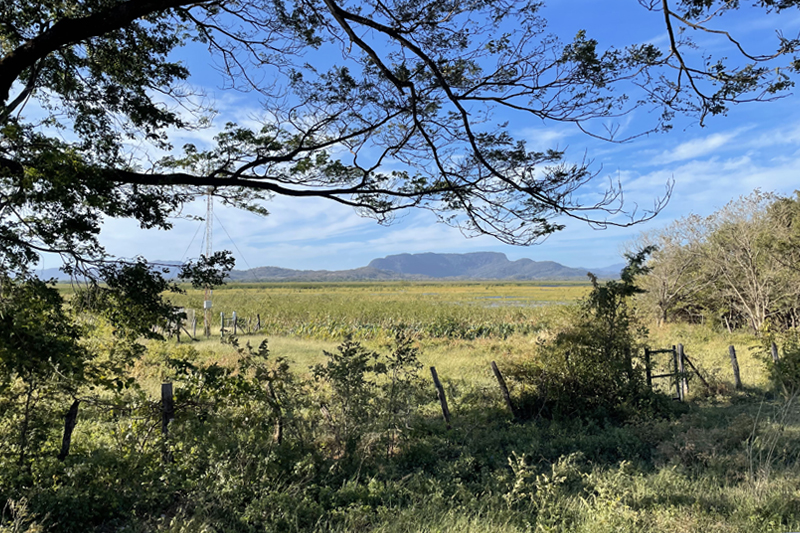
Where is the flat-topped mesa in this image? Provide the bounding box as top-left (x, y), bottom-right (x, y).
top-left (367, 252), bottom-right (598, 280)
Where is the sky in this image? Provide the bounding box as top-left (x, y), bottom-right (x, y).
top-left (40, 0), bottom-right (800, 273)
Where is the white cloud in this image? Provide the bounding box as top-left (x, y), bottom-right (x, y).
top-left (746, 123), bottom-right (800, 150)
top-left (652, 130), bottom-right (743, 164)
top-left (519, 125), bottom-right (574, 149)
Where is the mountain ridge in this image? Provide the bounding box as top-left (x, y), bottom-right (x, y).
top-left (228, 252), bottom-right (623, 281)
top-left (34, 252), bottom-right (624, 282)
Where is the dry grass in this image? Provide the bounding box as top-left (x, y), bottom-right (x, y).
top-left (137, 281), bottom-right (777, 400)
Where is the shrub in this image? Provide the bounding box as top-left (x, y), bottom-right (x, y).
top-left (311, 334), bottom-right (425, 470)
top-left (767, 334), bottom-right (800, 397)
top-left (504, 248), bottom-right (664, 421)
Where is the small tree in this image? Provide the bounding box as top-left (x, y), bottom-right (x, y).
top-left (311, 334), bottom-right (423, 467)
top-left (0, 276), bottom-right (87, 470)
top-left (505, 248), bottom-right (654, 420)
top-left (630, 218), bottom-right (708, 326)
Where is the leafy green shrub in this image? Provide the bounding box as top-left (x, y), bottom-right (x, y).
top-left (767, 334), bottom-right (800, 397)
top-left (504, 249), bottom-right (663, 421)
top-left (311, 334), bottom-right (425, 470)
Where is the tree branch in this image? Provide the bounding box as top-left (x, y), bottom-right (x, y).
top-left (0, 0), bottom-right (197, 105)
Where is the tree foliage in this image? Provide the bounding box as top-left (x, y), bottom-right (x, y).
top-left (2, 0), bottom-right (799, 280)
top-left (628, 219), bottom-right (709, 325)
top-left (635, 190), bottom-right (800, 333)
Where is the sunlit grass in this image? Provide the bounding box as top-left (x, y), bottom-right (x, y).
top-left (150, 281), bottom-right (778, 397)
top-left (166, 281), bottom-right (590, 343)
top-left (647, 322), bottom-right (771, 391)
top-left (48, 283), bottom-right (800, 533)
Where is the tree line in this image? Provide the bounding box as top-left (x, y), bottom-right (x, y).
top-left (633, 190), bottom-right (800, 333)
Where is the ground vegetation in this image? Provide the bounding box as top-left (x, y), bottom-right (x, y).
top-left (0, 279), bottom-right (797, 532)
top-left (2, 0), bottom-right (800, 529)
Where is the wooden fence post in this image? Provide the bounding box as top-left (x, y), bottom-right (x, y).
top-left (672, 345), bottom-right (681, 400)
top-left (162, 383), bottom-right (174, 436)
top-left (729, 345), bottom-right (742, 390)
top-left (677, 344), bottom-right (688, 400)
top-left (220, 312), bottom-right (225, 339)
top-left (256, 313), bottom-right (261, 332)
top-left (57, 399), bottom-right (80, 461)
top-left (644, 348), bottom-right (652, 390)
top-left (430, 367), bottom-right (451, 429)
top-left (232, 311), bottom-right (237, 335)
top-left (771, 341), bottom-right (780, 364)
top-left (162, 383), bottom-right (174, 462)
top-left (491, 361), bottom-right (517, 419)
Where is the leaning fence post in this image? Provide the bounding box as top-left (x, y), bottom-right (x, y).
top-left (771, 341), bottom-right (780, 365)
top-left (256, 313), bottom-right (261, 331)
top-left (162, 383), bottom-right (174, 462)
top-left (430, 367), bottom-right (451, 429)
top-left (491, 361), bottom-right (517, 419)
top-left (681, 352), bottom-right (711, 390)
top-left (644, 348), bottom-right (653, 390)
top-left (677, 344), bottom-right (688, 400)
top-left (57, 399), bottom-right (80, 461)
top-left (729, 345), bottom-right (742, 390)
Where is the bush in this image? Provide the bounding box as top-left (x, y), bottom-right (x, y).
top-left (768, 334), bottom-right (800, 397)
top-left (504, 248), bottom-right (665, 421)
top-left (311, 333), bottom-right (426, 471)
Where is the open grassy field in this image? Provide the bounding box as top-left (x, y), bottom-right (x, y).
top-left (29, 280), bottom-right (796, 533)
top-left (167, 280), bottom-right (588, 339)
top-left (161, 281), bottom-right (771, 392)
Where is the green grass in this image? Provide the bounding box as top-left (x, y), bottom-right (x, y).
top-left (166, 281), bottom-right (589, 342)
top-left (142, 281), bottom-right (589, 390)
top-left (647, 322), bottom-right (771, 391)
top-left (155, 282), bottom-right (774, 395)
top-left (30, 280), bottom-right (798, 533)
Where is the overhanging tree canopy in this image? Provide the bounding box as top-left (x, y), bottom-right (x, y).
top-left (1, 0), bottom-right (798, 277)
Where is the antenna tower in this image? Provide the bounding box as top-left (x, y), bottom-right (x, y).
top-left (203, 187), bottom-right (213, 337)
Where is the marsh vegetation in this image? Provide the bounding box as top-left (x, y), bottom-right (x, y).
top-left (2, 273), bottom-right (799, 533)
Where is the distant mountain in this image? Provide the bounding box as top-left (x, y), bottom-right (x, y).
top-left (34, 267), bottom-right (72, 281)
top-left (369, 252), bottom-right (504, 277)
top-left (583, 263), bottom-right (626, 278)
top-left (33, 253), bottom-right (624, 282)
top-left (368, 252), bottom-right (599, 280)
top-left (226, 252), bottom-right (622, 281)
top-left (227, 266), bottom-right (425, 282)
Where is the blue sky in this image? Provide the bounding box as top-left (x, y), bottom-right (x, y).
top-left (45, 1), bottom-right (800, 272)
